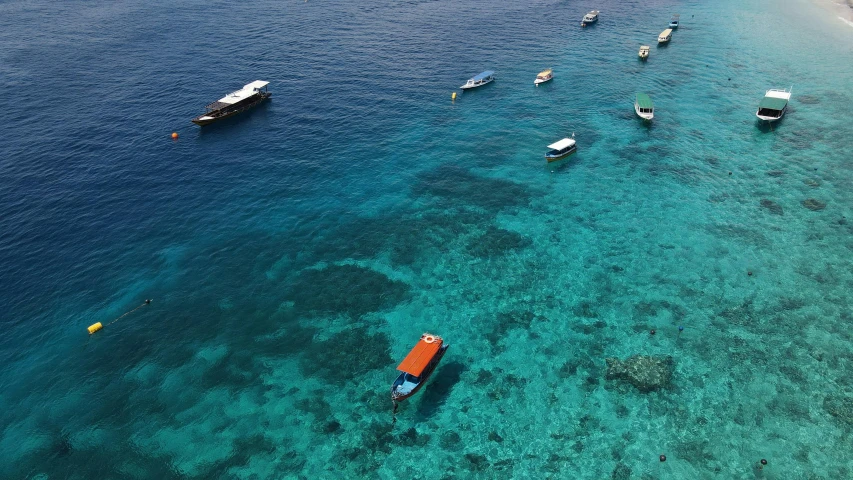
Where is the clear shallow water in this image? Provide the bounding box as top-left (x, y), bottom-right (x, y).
top-left (1, 0), bottom-right (852, 478)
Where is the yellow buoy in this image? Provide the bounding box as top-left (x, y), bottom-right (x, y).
top-left (451, 92), bottom-right (457, 101)
top-left (171, 132), bottom-right (179, 139)
top-left (87, 322), bottom-right (103, 334)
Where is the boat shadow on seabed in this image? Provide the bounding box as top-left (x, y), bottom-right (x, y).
top-left (755, 114), bottom-right (787, 133)
top-left (410, 361), bottom-right (466, 421)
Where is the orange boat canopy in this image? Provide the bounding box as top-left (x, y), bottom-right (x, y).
top-left (396, 333), bottom-right (443, 376)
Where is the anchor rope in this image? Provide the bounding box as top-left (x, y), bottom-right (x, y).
top-left (105, 299), bottom-right (152, 327)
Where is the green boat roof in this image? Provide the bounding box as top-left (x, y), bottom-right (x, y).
top-left (758, 96), bottom-right (788, 110)
top-left (635, 93), bottom-right (653, 109)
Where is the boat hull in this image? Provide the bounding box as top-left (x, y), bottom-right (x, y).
top-left (391, 344), bottom-right (449, 401)
top-left (534, 76), bottom-right (553, 85)
top-left (545, 146), bottom-right (577, 162)
top-left (460, 78), bottom-right (494, 90)
top-left (191, 93), bottom-right (271, 126)
top-left (756, 110), bottom-right (785, 122)
top-left (635, 105), bottom-right (654, 120)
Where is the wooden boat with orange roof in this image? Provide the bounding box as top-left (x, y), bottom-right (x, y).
top-left (391, 333), bottom-right (449, 402)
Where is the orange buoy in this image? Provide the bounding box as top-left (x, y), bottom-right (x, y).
top-left (171, 132), bottom-right (179, 139)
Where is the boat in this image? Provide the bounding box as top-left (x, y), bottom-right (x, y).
top-left (391, 333), bottom-right (449, 402)
top-left (534, 68), bottom-right (553, 85)
top-left (581, 10), bottom-right (599, 27)
top-left (634, 93), bottom-right (654, 120)
top-left (756, 86), bottom-right (793, 122)
top-left (638, 45), bottom-right (650, 59)
top-left (669, 14), bottom-right (680, 28)
top-left (545, 136), bottom-right (577, 162)
top-left (191, 80), bottom-right (270, 126)
top-left (460, 71), bottom-right (495, 90)
top-left (658, 28), bottom-right (673, 43)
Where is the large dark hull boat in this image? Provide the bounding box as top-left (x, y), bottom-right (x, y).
top-left (192, 80), bottom-right (270, 126)
top-left (391, 333), bottom-right (449, 402)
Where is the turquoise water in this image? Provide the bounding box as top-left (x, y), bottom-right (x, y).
top-left (1, 0), bottom-right (852, 478)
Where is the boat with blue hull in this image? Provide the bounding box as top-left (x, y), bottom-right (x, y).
top-left (545, 136), bottom-right (577, 162)
top-left (669, 14), bottom-right (680, 28)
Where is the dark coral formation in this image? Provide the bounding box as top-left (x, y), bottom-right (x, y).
top-left (462, 452), bottom-right (490, 472)
top-left (612, 461), bottom-right (632, 480)
top-left (466, 225), bottom-right (532, 258)
top-left (605, 355), bottom-right (674, 392)
top-left (802, 199), bottom-right (827, 211)
top-left (439, 430), bottom-right (462, 450)
top-left (289, 264), bottom-right (409, 318)
top-left (760, 199), bottom-right (784, 215)
top-left (823, 394), bottom-right (853, 424)
top-left (411, 164), bottom-right (532, 211)
top-left (299, 326), bottom-right (392, 384)
top-left (397, 427), bottom-right (431, 447)
top-left (486, 310), bottom-right (542, 346)
top-left (315, 209), bottom-right (490, 268)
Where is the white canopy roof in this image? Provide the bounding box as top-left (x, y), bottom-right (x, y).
top-left (548, 138), bottom-right (576, 150)
top-left (245, 80), bottom-right (269, 90)
top-left (217, 80), bottom-right (269, 105)
top-left (765, 89), bottom-right (792, 100)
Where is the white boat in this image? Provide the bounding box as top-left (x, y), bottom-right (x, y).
top-left (534, 68), bottom-right (553, 85)
top-left (658, 28), bottom-right (673, 43)
top-left (460, 71), bottom-right (495, 90)
top-left (634, 93), bottom-right (654, 120)
top-left (638, 45), bottom-right (650, 59)
top-left (756, 86), bottom-right (792, 122)
top-left (545, 136), bottom-right (577, 162)
top-left (581, 10), bottom-right (599, 26)
top-left (669, 14), bottom-right (680, 28)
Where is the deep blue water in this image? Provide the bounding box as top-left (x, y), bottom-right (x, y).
top-left (2, 0), bottom-right (853, 478)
